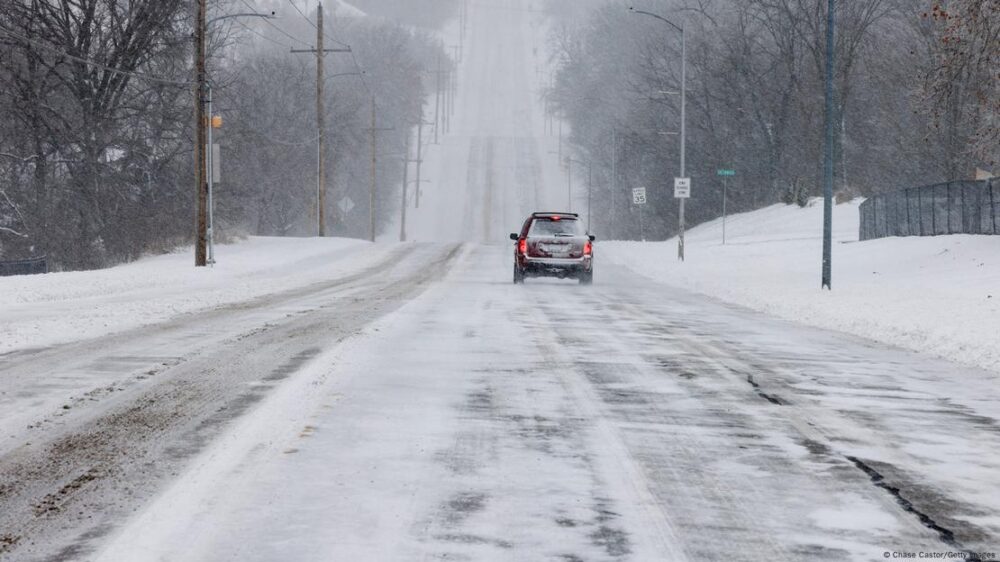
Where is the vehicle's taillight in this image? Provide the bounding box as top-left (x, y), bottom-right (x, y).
top-left (519, 239), bottom-right (527, 255)
top-left (584, 241), bottom-right (592, 256)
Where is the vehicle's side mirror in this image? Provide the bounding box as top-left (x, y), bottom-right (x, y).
top-left (509, 233), bottom-right (519, 241)
top-left (588, 234), bottom-right (596, 242)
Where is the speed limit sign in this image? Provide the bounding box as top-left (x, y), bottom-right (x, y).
top-left (632, 187), bottom-right (647, 205)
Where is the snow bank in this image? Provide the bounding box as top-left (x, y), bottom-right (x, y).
top-left (0, 237), bottom-right (390, 354)
top-left (602, 199), bottom-right (1000, 374)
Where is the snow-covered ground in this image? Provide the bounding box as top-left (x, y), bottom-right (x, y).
top-left (602, 199), bottom-right (1000, 374)
top-left (0, 237), bottom-right (393, 355)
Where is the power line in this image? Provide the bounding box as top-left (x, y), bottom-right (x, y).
top-left (0, 23), bottom-right (190, 86)
top-left (237, 0), bottom-right (311, 47)
top-left (286, 0), bottom-right (318, 29)
top-left (232, 16), bottom-right (297, 50)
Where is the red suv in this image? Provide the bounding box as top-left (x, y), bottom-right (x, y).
top-left (510, 212), bottom-right (594, 284)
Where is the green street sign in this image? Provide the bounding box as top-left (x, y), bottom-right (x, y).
top-left (717, 169), bottom-right (736, 177)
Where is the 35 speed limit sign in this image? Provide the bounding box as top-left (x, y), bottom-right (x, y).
top-left (632, 187), bottom-right (647, 205)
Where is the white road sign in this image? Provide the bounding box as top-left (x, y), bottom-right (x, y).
top-left (632, 187), bottom-right (647, 205)
top-left (674, 177), bottom-right (691, 198)
top-left (338, 196), bottom-right (355, 214)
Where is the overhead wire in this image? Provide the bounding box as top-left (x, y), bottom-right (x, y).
top-left (231, 17), bottom-right (297, 50)
top-left (237, 0), bottom-right (312, 48)
top-left (285, 0), bottom-right (318, 29)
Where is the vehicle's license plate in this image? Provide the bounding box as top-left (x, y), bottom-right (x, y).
top-left (542, 244), bottom-right (568, 255)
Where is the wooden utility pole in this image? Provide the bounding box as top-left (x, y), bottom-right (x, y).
top-left (415, 118), bottom-right (425, 208)
top-left (316, 6), bottom-right (326, 236)
top-left (434, 51), bottom-right (442, 144)
top-left (292, 4), bottom-right (350, 237)
top-left (367, 97), bottom-right (394, 242)
top-left (194, 0), bottom-right (207, 266)
top-left (400, 128), bottom-right (410, 242)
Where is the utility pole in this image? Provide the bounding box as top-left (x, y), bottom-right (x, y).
top-left (400, 128), bottom-right (410, 242)
top-left (367, 97), bottom-right (394, 242)
top-left (443, 69), bottom-right (451, 134)
top-left (415, 118), bottom-right (425, 208)
top-left (450, 45), bottom-right (460, 124)
top-left (611, 127), bottom-right (617, 237)
top-left (822, 0), bottom-right (835, 289)
top-left (194, 0), bottom-right (207, 266)
top-left (316, 6), bottom-right (326, 236)
top-left (434, 51), bottom-right (442, 144)
top-left (587, 161), bottom-right (592, 233)
top-left (292, 4), bottom-right (351, 237)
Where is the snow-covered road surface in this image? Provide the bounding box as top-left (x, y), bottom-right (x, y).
top-left (73, 245), bottom-right (997, 562)
top-left (0, 243), bottom-right (461, 560)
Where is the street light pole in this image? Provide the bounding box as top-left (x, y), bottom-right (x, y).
top-left (822, 0), bottom-right (835, 289)
top-left (629, 7), bottom-right (687, 260)
top-left (679, 24), bottom-right (686, 261)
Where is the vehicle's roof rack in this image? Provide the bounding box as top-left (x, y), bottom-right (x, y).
top-left (531, 212), bottom-right (579, 218)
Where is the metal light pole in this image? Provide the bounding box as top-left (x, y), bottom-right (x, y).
top-left (822, 0), bottom-right (835, 289)
top-left (206, 82), bottom-right (214, 265)
top-left (630, 7), bottom-right (686, 260)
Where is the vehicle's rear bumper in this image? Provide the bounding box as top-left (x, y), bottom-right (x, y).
top-left (521, 256), bottom-right (592, 276)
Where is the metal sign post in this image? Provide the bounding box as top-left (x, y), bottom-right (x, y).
top-left (633, 187), bottom-right (647, 241)
top-left (717, 169), bottom-right (735, 244)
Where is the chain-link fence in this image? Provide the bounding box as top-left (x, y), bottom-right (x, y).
top-left (0, 256), bottom-right (48, 276)
top-left (859, 179), bottom-right (998, 241)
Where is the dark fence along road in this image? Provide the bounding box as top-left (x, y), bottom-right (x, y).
top-left (860, 179), bottom-right (998, 241)
top-left (0, 256), bottom-right (47, 276)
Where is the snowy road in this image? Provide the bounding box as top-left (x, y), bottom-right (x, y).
top-left (0, 244), bottom-right (461, 560)
top-left (69, 246), bottom-right (995, 562)
top-left (2, 0), bottom-right (997, 559)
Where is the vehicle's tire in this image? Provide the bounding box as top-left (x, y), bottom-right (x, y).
top-left (513, 265), bottom-right (524, 284)
top-left (579, 271), bottom-right (593, 285)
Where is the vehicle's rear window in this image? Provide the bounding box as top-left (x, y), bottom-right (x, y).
top-left (529, 218), bottom-right (584, 236)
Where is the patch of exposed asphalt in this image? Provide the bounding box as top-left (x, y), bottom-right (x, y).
top-left (847, 455), bottom-right (985, 561)
top-left (443, 492), bottom-right (488, 526)
top-left (746, 373), bottom-right (786, 405)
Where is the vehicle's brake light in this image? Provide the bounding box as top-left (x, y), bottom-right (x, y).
top-left (584, 241), bottom-right (592, 256)
top-left (519, 238), bottom-right (527, 255)
top-left (551, 215), bottom-right (561, 221)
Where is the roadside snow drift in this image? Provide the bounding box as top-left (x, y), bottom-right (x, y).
top-left (0, 237), bottom-right (392, 354)
top-left (602, 199), bottom-right (1000, 374)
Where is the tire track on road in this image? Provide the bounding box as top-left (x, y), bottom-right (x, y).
top-left (0, 245), bottom-right (462, 561)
